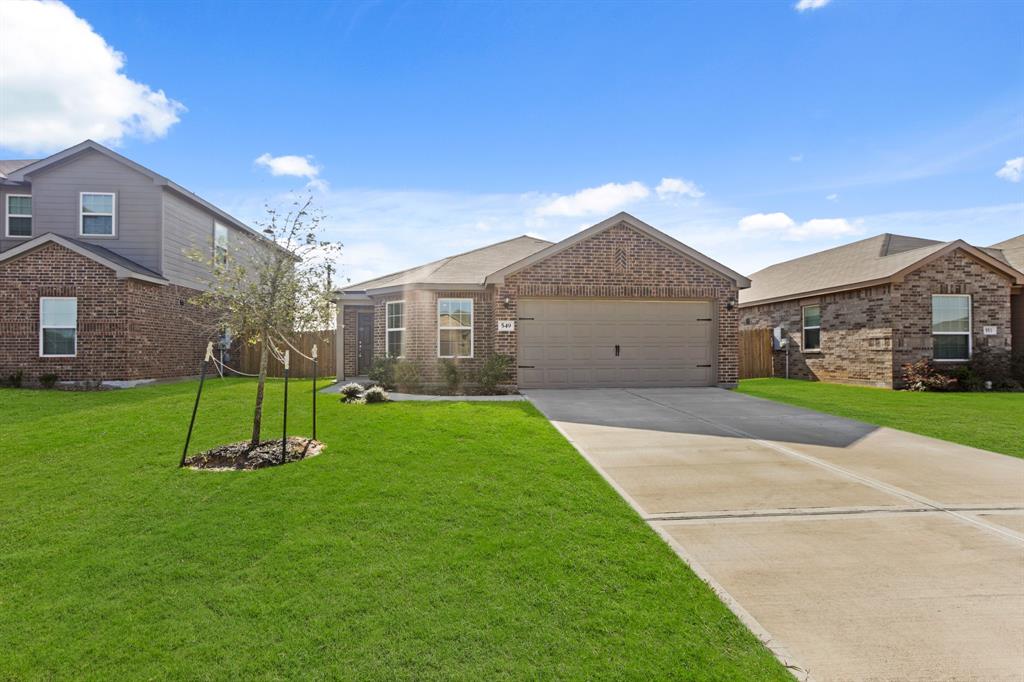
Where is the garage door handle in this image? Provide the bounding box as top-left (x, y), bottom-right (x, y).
top-left (614, 344), bottom-right (620, 357)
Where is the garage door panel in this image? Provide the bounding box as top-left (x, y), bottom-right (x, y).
top-left (518, 299), bottom-right (715, 389)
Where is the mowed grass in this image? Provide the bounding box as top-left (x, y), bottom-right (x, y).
top-left (739, 378), bottom-right (1024, 458)
top-left (0, 379), bottom-right (788, 680)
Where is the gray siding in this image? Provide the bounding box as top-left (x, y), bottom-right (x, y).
top-left (161, 190), bottom-right (216, 290)
top-left (0, 149), bottom-right (163, 272)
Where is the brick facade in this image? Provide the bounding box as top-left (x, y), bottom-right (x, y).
top-left (340, 220), bottom-right (742, 388)
top-left (0, 243), bottom-right (215, 385)
top-left (739, 249), bottom-right (1016, 388)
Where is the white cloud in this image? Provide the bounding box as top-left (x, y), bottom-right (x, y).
top-left (0, 0), bottom-right (185, 154)
top-left (826, 193), bottom-right (839, 201)
top-left (795, 0), bottom-right (831, 11)
top-left (995, 156), bottom-right (1023, 183)
top-left (789, 153), bottom-right (804, 162)
top-left (656, 177), bottom-right (705, 199)
top-left (739, 212), bottom-right (797, 233)
top-left (536, 181), bottom-right (650, 217)
top-left (255, 153), bottom-right (321, 179)
top-left (739, 212), bottom-right (862, 241)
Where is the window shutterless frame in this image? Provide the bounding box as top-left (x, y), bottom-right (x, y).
top-left (931, 294), bottom-right (972, 362)
top-left (213, 222), bottom-right (229, 266)
top-left (5, 194), bottom-right (32, 238)
top-left (801, 304), bottom-right (821, 351)
top-left (79, 192), bottom-right (116, 237)
top-left (437, 298), bottom-right (473, 358)
top-left (39, 297), bottom-right (78, 358)
top-left (386, 300), bottom-right (405, 357)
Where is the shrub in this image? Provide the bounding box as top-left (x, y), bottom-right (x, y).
top-left (966, 346), bottom-right (1011, 388)
top-left (475, 354), bottom-right (511, 394)
top-left (394, 361), bottom-right (422, 393)
top-left (1012, 352), bottom-right (1024, 383)
top-left (2, 370), bottom-right (24, 389)
top-left (38, 373), bottom-right (59, 389)
top-left (338, 382), bottom-right (364, 403)
top-left (900, 359), bottom-right (957, 392)
top-left (368, 357), bottom-right (397, 390)
top-left (364, 385), bottom-right (389, 403)
top-left (437, 359), bottom-right (461, 394)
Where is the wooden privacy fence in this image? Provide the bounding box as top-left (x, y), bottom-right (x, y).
top-left (739, 327), bottom-right (774, 379)
top-left (236, 331), bottom-right (335, 378)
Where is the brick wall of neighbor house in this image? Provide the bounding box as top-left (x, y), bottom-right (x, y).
top-left (500, 221), bottom-right (741, 387)
top-left (0, 243), bottom-right (214, 384)
top-left (891, 249), bottom-right (1014, 374)
top-left (741, 285), bottom-right (895, 387)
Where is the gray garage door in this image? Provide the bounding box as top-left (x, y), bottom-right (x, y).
top-left (517, 299), bottom-right (716, 388)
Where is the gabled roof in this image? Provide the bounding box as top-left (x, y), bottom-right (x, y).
top-left (0, 159), bottom-right (38, 180)
top-left (990, 234), bottom-right (1024, 273)
top-left (0, 233), bottom-right (168, 285)
top-left (740, 233), bottom-right (1024, 307)
top-left (6, 140), bottom-right (295, 259)
top-left (338, 235), bottom-right (553, 295)
top-left (485, 212), bottom-right (751, 288)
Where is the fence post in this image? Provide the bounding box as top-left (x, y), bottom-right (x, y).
top-left (181, 342), bottom-right (214, 467)
top-left (311, 344), bottom-right (318, 441)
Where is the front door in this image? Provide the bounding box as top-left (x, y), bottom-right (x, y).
top-left (357, 312), bottom-right (374, 375)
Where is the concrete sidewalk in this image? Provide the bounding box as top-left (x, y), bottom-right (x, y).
top-left (526, 387), bottom-right (1024, 682)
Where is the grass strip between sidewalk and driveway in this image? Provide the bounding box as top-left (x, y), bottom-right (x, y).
top-left (739, 378), bottom-right (1024, 459)
top-left (0, 378), bottom-right (789, 680)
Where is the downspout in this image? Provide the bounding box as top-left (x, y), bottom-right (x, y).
top-left (336, 303), bottom-right (345, 382)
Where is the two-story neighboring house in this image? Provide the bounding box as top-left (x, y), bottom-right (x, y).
top-left (0, 140), bottom-right (286, 386)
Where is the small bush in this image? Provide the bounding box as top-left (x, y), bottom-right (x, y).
top-left (475, 354), bottom-right (511, 393)
top-left (437, 359), bottom-right (461, 394)
top-left (368, 357), bottom-right (397, 390)
top-left (900, 359), bottom-right (957, 392)
top-left (966, 346), bottom-right (1010, 388)
top-left (394, 361), bottom-right (422, 393)
top-left (38, 373), bottom-right (59, 389)
top-left (1011, 352), bottom-right (1024, 383)
top-left (2, 370), bottom-right (24, 389)
top-left (364, 385), bottom-right (389, 403)
top-left (338, 382), bottom-right (364, 403)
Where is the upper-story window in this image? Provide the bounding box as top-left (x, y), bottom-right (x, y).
top-left (6, 195), bottom-right (32, 237)
top-left (214, 222), bottom-right (229, 266)
top-left (438, 298), bottom-right (473, 358)
top-left (932, 294), bottom-right (971, 361)
top-left (80, 192), bottom-right (116, 236)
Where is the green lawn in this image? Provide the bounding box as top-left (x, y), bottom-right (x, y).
top-left (0, 379), bottom-right (787, 680)
top-left (739, 378), bottom-right (1024, 458)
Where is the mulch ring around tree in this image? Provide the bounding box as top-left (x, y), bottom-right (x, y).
top-left (185, 437), bottom-right (325, 471)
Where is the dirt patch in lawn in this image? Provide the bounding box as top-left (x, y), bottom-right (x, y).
top-left (185, 437), bottom-right (324, 470)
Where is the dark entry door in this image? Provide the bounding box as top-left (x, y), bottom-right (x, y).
top-left (357, 312), bottom-right (374, 375)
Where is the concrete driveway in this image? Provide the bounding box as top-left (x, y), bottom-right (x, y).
top-left (525, 388), bottom-right (1024, 682)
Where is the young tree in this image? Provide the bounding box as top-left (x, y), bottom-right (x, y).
top-left (191, 193), bottom-right (340, 447)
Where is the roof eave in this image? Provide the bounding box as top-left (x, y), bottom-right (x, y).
top-left (0, 233), bottom-right (169, 285)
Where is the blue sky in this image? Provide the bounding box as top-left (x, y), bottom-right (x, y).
top-left (1, 0), bottom-right (1022, 282)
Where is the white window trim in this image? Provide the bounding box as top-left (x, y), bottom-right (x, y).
top-left (932, 294), bottom-right (972, 362)
top-left (5, 193), bottom-right (32, 238)
top-left (437, 297), bottom-right (474, 359)
top-left (386, 300), bottom-right (405, 358)
top-left (79, 192), bottom-right (116, 237)
top-left (39, 297), bottom-right (77, 358)
top-left (214, 222), bottom-right (229, 266)
top-left (802, 304), bottom-right (821, 352)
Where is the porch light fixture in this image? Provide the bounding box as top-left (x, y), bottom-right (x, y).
top-left (503, 296), bottom-right (511, 309)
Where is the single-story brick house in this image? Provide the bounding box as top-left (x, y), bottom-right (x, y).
top-left (333, 212), bottom-right (750, 389)
top-left (739, 233), bottom-right (1024, 387)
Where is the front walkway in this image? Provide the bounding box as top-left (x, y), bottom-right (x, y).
top-left (525, 387), bottom-right (1024, 682)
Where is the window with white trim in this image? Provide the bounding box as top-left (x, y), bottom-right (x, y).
top-left (6, 194), bottom-right (32, 237)
top-left (932, 294), bottom-right (971, 361)
top-left (386, 301), bottom-right (405, 357)
top-left (40, 297), bottom-right (77, 357)
top-left (438, 298), bottom-right (473, 358)
top-left (214, 222), bottom-right (229, 266)
top-left (802, 304), bottom-right (821, 351)
top-left (80, 192), bottom-right (115, 236)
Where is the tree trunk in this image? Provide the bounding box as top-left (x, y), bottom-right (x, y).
top-left (251, 333), bottom-right (269, 447)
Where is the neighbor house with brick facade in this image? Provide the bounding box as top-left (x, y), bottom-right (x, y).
top-left (0, 140), bottom-right (288, 386)
top-left (333, 212), bottom-right (750, 390)
top-left (739, 233), bottom-right (1024, 388)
